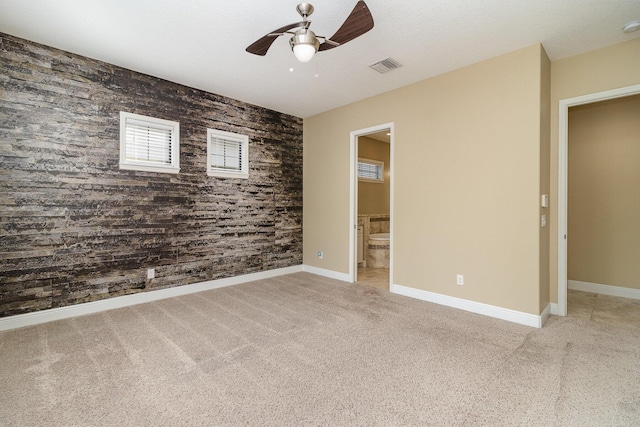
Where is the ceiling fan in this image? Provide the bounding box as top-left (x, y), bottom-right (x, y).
top-left (246, 1), bottom-right (374, 63)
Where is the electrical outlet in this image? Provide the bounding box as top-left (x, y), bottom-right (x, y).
top-left (317, 251), bottom-right (323, 259)
top-left (456, 274), bottom-right (464, 285)
top-left (147, 268), bottom-right (155, 279)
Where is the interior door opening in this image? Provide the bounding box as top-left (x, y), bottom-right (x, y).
top-left (563, 93), bottom-right (640, 326)
top-left (558, 84), bottom-right (640, 316)
top-left (349, 123), bottom-right (394, 289)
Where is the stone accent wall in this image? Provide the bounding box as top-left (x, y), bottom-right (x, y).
top-left (0, 33), bottom-right (303, 317)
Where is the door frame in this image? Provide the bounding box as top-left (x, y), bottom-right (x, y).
top-left (557, 84), bottom-right (640, 316)
top-left (349, 122), bottom-right (394, 284)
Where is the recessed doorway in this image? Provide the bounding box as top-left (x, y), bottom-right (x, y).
top-left (349, 123), bottom-right (394, 289)
top-left (557, 84), bottom-right (640, 316)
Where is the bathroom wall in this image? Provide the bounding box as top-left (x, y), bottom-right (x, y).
top-left (0, 33), bottom-right (303, 317)
top-left (568, 95), bottom-right (640, 290)
top-left (358, 136), bottom-right (390, 215)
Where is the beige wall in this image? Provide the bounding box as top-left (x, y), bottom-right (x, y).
top-left (568, 95), bottom-right (640, 289)
top-left (358, 136), bottom-right (390, 215)
top-left (304, 44), bottom-right (548, 315)
top-left (550, 38), bottom-right (640, 303)
top-left (539, 48), bottom-right (551, 312)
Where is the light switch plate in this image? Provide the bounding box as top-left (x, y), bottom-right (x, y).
top-left (541, 194), bottom-right (549, 208)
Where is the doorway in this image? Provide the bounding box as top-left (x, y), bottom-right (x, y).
top-left (349, 123), bottom-right (394, 288)
top-left (557, 84), bottom-right (640, 316)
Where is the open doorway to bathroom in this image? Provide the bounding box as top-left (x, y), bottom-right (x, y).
top-left (351, 124), bottom-right (393, 290)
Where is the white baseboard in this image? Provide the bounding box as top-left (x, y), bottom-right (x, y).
top-left (550, 303), bottom-right (559, 316)
top-left (0, 265), bottom-right (303, 332)
top-left (568, 280), bottom-right (640, 300)
top-left (390, 284), bottom-right (545, 328)
top-left (302, 265), bottom-right (351, 282)
top-left (1, 266), bottom-right (559, 332)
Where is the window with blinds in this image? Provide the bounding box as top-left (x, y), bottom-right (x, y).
top-left (358, 158), bottom-right (384, 183)
top-left (119, 111), bottom-right (180, 173)
top-left (207, 129), bottom-right (249, 179)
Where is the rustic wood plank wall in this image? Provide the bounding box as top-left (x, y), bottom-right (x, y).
top-left (0, 33), bottom-right (303, 317)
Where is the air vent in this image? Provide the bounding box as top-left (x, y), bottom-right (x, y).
top-left (369, 57), bottom-right (402, 74)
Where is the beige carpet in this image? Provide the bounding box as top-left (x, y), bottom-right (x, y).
top-left (1, 272), bottom-right (639, 426)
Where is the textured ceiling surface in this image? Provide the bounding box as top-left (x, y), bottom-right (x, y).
top-left (1, 0), bottom-right (639, 117)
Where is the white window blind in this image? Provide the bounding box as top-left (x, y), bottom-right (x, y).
top-left (119, 112), bottom-right (180, 174)
top-left (358, 158), bottom-right (384, 182)
top-left (210, 137), bottom-right (242, 171)
top-left (125, 120), bottom-right (173, 164)
top-left (207, 129), bottom-right (249, 179)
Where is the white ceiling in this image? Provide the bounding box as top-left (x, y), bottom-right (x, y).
top-left (1, 1), bottom-right (639, 118)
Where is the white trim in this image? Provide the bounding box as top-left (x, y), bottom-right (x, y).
top-left (119, 111), bottom-right (180, 174)
top-left (389, 125), bottom-right (394, 291)
top-left (349, 123), bottom-right (394, 285)
top-left (0, 266), bottom-right (303, 332)
top-left (302, 265), bottom-right (351, 282)
top-left (558, 84), bottom-right (640, 317)
top-left (550, 303), bottom-right (559, 316)
top-left (207, 128), bottom-right (249, 179)
top-left (568, 280), bottom-right (640, 300)
top-left (350, 130), bottom-right (357, 282)
top-left (391, 284), bottom-right (545, 328)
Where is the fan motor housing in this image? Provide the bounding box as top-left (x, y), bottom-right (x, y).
top-left (289, 29), bottom-right (320, 51)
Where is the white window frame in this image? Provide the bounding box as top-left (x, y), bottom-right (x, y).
top-left (119, 111), bottom-right (180, 174)
top-left (207, 129), bottom-right (249, 179)
top-left (358, 157), bottom-right (384, 183)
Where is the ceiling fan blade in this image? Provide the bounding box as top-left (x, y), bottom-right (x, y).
top-left (318, 1), bottom-right (374, 52)
top-left (246, 21), bottom-right (305, 56)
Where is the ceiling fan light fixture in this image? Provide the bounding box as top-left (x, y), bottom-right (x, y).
top-left (290, 29), bottom-right (320, 62)
top-left (246, 2), bottom-right (374, 60)
top-left (293, 43), bottom-right (316, 62)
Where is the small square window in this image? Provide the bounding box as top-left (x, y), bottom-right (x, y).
top-left (207, 129), bottom-right (249, 179)
top-left (358, 158), bottom-right (384, 183)
top-left (119, 111), bottom-right (180, 174)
